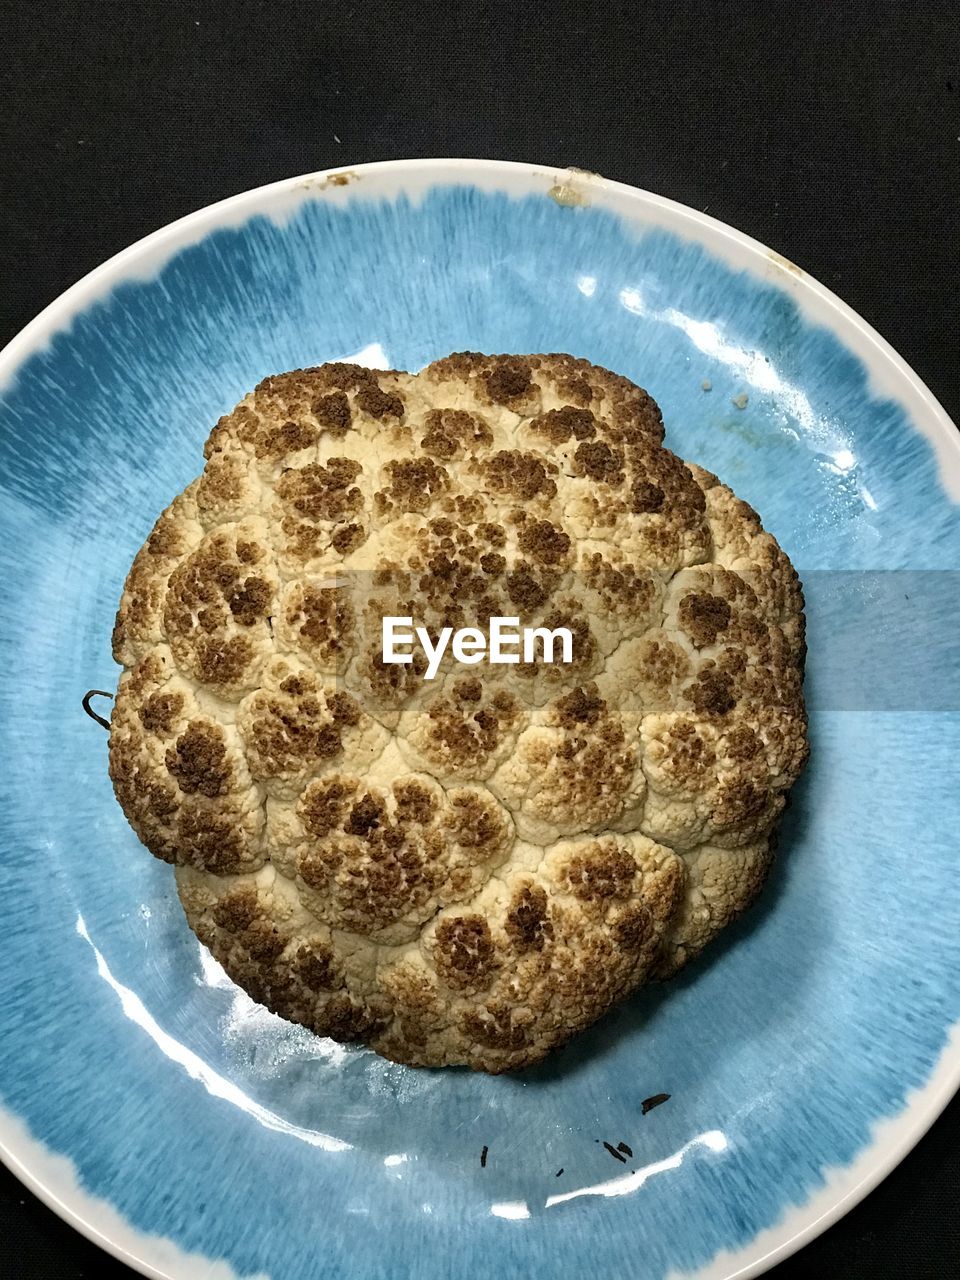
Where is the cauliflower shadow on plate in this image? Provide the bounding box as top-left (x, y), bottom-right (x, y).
top-left (506, 766), bottom-right (819, 1088)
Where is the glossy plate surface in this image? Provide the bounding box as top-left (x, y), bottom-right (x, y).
top-left (1, 160), bottom-right (958, 1280)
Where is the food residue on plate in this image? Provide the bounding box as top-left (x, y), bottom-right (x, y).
top-left (82, 688), bottom-right (113, 730)
top-left (547, 167), bottom-right (601, 207)
top-left (297, 170), bottom-right (359, 191)
top-left (602, 1141), bottom-right (628, 1163)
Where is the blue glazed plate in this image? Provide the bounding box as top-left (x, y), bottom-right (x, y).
top-left (1, 159), bottom-right (958, 1280)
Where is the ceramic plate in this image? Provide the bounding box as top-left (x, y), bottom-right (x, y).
top-left (1, 159), bottom-right (958, 1280)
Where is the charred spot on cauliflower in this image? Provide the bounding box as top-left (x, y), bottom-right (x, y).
top-left (109, 353), bottom-right (807, 1072)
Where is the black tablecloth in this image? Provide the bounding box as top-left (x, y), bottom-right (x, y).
top-left (1, 2), bottom-right (958, 1276)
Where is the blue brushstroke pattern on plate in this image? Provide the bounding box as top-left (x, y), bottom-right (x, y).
top-left (0, 185), bottom-right (958, 1280)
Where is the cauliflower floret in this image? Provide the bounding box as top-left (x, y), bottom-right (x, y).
top-left (109, 353), bottom-right (807, 1072)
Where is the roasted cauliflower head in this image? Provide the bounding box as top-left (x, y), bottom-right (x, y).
top-left (109, 353), bottom-right (807, 1072)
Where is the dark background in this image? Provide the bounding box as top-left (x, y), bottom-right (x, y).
top-left (1, 1), bottom-right (958, 1276)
